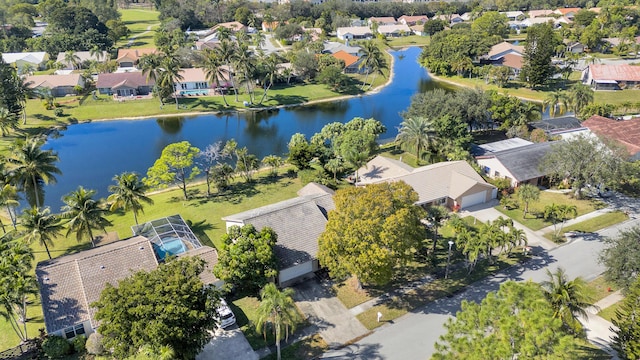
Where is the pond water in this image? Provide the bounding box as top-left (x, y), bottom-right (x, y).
top-left (43, 46), bottom-right (451, 208)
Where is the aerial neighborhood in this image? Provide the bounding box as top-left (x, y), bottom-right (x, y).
top-left (2, 0), bottom-right (640, 359)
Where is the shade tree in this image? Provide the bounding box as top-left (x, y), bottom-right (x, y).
top-left (611, 275), bottom-right (640, 358)
top-left (145, 141), bottom-right (201, 200)
top-left (600, 226), bottom-right (640, 291)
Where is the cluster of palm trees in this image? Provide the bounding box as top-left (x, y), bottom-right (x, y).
top-left (450, 216), bottom-right (528, 273)
top-left (395, 116), bottom-right (469, 165)
top-left (543, 83), bottom-right (595, 117)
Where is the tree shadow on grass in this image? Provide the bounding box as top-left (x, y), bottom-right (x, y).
top-left (186, 219), bottom-right (216, 248)
top-left (267, 94), bottom-right (309, 105)
top-left (32, 113), bottom-right (56, 122)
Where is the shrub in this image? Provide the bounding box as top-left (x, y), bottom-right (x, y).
top-left (53, 108), bottom-right (64, 117)
top-left (42, 335), bottom-right (71, 359)
top-left (85, 333), bottom-right (104, 355)
top-left (72, 335), bottom-right (86, 353)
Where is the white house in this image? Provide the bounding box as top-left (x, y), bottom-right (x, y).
top-left (2, 52), bottom-right (49, 73)
top-left (336, 26), bottom-right (372, 41)
top-left (476, 142), bottom-right (554, 187)
top-left (378, 24), bottom-right (412, 37)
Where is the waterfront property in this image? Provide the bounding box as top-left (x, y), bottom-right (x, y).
top-left (582, 115), bottom-right (640, 160)
top-left (116, 48), bottom-right (158, 68)
top-left (96, 72), bottom-right (155, 96)
top-left (336, 26), bottom-right (373, 41)
top-left (222, 183), bottom-right (334, 287)
top-left (25, 73), bottom-right (85, 97)
top-left (476, 141), bottom-right (554, 187)
top-left (582, 64), bottom-right (640, 90)
top-left (36, 215), bottom-right (219, 339)
top-left (356, 156), bottom-right (497, 210)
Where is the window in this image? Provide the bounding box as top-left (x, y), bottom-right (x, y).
top-left (64, 324), bottom-right (85, 339)
top-left (483, 166), bottom-right (490, 174)
top-left (494, 171), bottom-right (501, 177)
top-left (436, 197), bottom-right (447, 205)
top-left (181, 84), bottom-right (187, 89)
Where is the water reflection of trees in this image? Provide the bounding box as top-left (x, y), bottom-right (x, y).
top-left (156, 116), bottom-right (185, 134)
top-left (290, 101), bottom-right (350, 121)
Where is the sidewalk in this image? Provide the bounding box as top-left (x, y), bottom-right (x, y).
top-left (579, 291), bottom-right (624, 360)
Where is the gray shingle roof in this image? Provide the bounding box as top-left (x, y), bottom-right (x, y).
top-left (490, 142), bottom-right (554, 181)
top-left (531, 116), bottom-right (583, 133)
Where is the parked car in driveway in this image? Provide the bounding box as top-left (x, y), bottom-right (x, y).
top-left (216, 299), bottom-right (236, 329)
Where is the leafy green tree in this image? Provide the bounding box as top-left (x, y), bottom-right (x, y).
top-left (543, 204), bottom-right (577, 239)
top-left (0, 56), bottom-right (23, 117)
top-left (516, 183), bottom-right (540, 218)
top-left (541, 267), bottom-right (594, 335)
top-left (7, 137), bottom-right (61, 207)
top-left (471, 11), bottom-right (509, 38)
top-left (287, 135), bottom-right (315, 170)
top-left (145, 141), bottom-right (201, 200)
top-left (612, 275), bottom-right (640, 358)
top-left (520, 23), bottom-right (558, 88)
top-left (93, 257), bottom-right (219, 360)
top-left (420, 28), bottom-right (494, 76)
top-left (424, 19), bottom-right (446, 36)
top-left (107, 172), bottom-right (153, 225)
top-left (395, 117), bottom-right (436, 164)
top-left (61, 186), bottom-right (112, 247)
top-left (0, 232), bottom-right (37, 342)
top-left (20, 206), bottom-right (63, 259)
top-left (433, 281), bottom-right (580, 359)
top-left (213, 224), bottom-right (278, 293)
top-left (256, 283), bottom-right (302, 360)
top-left (318, 182), bottom-right (426, 289)
top-left (573, 10), bottom-right (597, 27)
top-left (600, 226), bottom-right (640, 291)
top-left (317, 65), bottom-right (350, 92)
top-left (210, 163), bottom-right (235, 191)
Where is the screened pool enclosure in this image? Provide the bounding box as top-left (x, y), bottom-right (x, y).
top-left (131, 215), bottom-right (202, 261)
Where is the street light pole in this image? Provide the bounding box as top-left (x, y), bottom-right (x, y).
top-left (445, 240), bottom-right (454, 279)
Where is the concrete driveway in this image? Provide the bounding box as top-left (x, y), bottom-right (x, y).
top-left (293, 279), bottom-right (369, 348)
top-left (197, 326), bottom-right (258, 360)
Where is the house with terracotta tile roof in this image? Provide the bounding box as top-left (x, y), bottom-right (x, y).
top-left (582, 115), bottom-right (640, 160)
top-left (96, 72), bottom-right (155, 96)
top-left (582, 64), bottom-right (640, 90)
top-left (398, 15), bottom-right (428, 26)
top-left (331, 50), bottom-right (362, 73)
top-left (24, 73), bottom-right (85, 97)
top-left (554, 7), bottom-right (581, 19)
top-left (116, 48), bottom-right (158, 68)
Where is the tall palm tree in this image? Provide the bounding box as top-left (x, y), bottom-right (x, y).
top-left (157, 55), bottom-right (184, 110)
top-left (7, 137), bottom-right (61, 208)
top-left (358, 40), bottom-right (386, 90)
top-left (344, 149), bottom-right (369, 184)
top-left (202, 50), bottom-right (229, 106)
top-left (20, 206), bottom-right (63, 259)
top-left (395, 117), bottom-right (436, 164)
top-left (506, 226), bottom-right (527, 256)
top-left (107, 172), bottom-right (153, 225)
top-left (541, 267), bottom-right (595, 334)
top-left (216, 40), bottom-right (240, 102)
top-left (63, 50), bottom-right (81, 70)
top-left (0, 107), bottom-right (18, 136)
top-left (324, 157), bottom-right (344, 181)
top-left (543, 90), bottom-right (569, 118)
top-left (13, 76), bottom-right (34, 125)
top-left (0, 184), bottom-right (20, 231)
top-left (567, 83), bottom-right (594, 115)
top-left (256, 283), bottom-right (302, 360)
top-left (90, 45), bottom-right (104, 62)
top-left (61, 186), bottom-right (112, 247)
top-left (258, 53), bottom-right (280, 105)
top-left (235, 43), bottom-right (257, 104)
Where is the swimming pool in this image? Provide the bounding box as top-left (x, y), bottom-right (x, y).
top-left (153, 237), bottom-right (187, 260)
top-left (180, 90), bottom-right (209, 96)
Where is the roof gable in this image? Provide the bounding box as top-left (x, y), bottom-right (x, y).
top-left (582, 115), bottom-right (640, 156)
top-left (332, 50), bottom-right (359, 67)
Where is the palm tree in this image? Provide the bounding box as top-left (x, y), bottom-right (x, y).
top-left (567, 83), bottom-right (594, 115)
top-left (202, 50), bottom-right (230, 106)
top-left (516, 184), bottom-right (540, 218)
top-left (139, 53), bottom-right (163, 105)
top-left (344, 149), bottom-right (369, 184)
top-left (256, 283), bottom-right (302, 360)
top-left (258, 53), bottom-right (280, 105)
top-left (0, 184), bottom-right (20, 231)
top-left (157, 55), bottom-right (184, 110)
top-left (395, 117), bottom-right (436, 164)
top-left (261, 155), bottom-right (283, 177)
top-left (544, 204), bottom-right (578, 239)
top-left (216, 40), bottom-right (240, 102)
top-left (63, 50), bottom-right (81, 70)
top-left (107, 172), bottom-right (153, 225)
top-left (426, 205), bottom-right (449, 253)
top-left (0, 107), bottom-right (18, 136)
top-left (13, 76), bottom-right (34, 125)
top-left (541, 267), bottom-right (595, 334)
top-left (20, 206), bottom-right (63, 259)
top-left (324, 157), bottom-right (344, 181)
top-left (7, 137), bottom-right (61, 208)
top-left (61, 186), bottom-right (112, 247)
top-left (90, 45), bottom-right (104, 62)
top-left (358, 40), bottom-right (387, 90)
top-left (506, 226), bottom-right (527, 255)
top-left (235, 43), bottom-right (257, 104)
top-left (543, 90), bottom-right (568, 118)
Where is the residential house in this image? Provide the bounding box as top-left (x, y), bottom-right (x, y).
top-left (378, 24), bottom-right (412, 37)
top-left (336, 26), bottom-right (373, 41)
top-left (530, 116), bottom-right (585, 137)
top-left (55, 51), bottom-right (109, 70)
top-left (116, 48), bottom-right (157, 68)
top-left (565, 41), bottom-right (585, 54)
top-left (476, 141), bottom-right (554, 187)
top-left (96, 72), bottom-right (155, 96)
top-left (1, 52), bottom-right (49, 74)
top-left (519, 17), bottom-right (570, 28)
top-left (222, 183), bottom-right (335, 287)
top-left (356, 156), bottom-right (497, 209)
top-left (501, 11), bottom-right (525, 21)
top-left (175, 68), bottom-right (210, 95)
top-left (398, 15), bottom-right (428, 26)
top-left (554, 7), bottom-right (581, 20)
top-left (471, 137), bottom-right (533, 156)
top-left (410, 24), bottom-right (425, 36)
top-left (460, 12), bottom-right (473, 21)
top-left (36, 215), bottom-right (220, 339)
top-left (262, 21), bottom-right (284, 32)
top-left (603, 36), bottom-right (640, 50)
top-left (211, 21), bottom-right (246, 34)
top-left (582, 115), bottom-right (640, 160)
top-left (24, 73), bottom-right (85, 97)
top-left (332, 50), bottom-right (362, 73)
top-left (528, 9), bottom-right (554, 18)
top-left (368, 17), bottom-right (397, 26)
top-left (433, 14), bottom-right (464, 26)
top-left (302, 27), bottom-right (323, 41)
top-left (582, 64), bottom-right (640, 90)
top-left (485, 41), bottom-right (525, 77)
top-left (322, 41), bottom-right (362, 56)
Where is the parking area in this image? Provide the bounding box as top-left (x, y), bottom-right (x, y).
top-left (196, 325), bottom-right (258, 360)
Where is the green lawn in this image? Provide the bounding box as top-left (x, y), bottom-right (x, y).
top-left (587, 276), bottom-right (619, 303)
top-left (598, 301), bottom-right (622, 323)
top-left (263, 334), bottom-right (328, 360)
top-left (543, 211), bottom-right (628, 240)
top-left (117, 9), bottom-right (161, 49)
top-left (495, 191), bottom-right (603, 231)
top-left (385, 35), bottom-right (431, 48)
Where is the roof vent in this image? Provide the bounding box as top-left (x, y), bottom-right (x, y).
top-left (100, 265), bottom-right (105, 270)
top-left (44, 277), bottom-right (49, 281)
top-left (139, 246), bottom-right (144, 250)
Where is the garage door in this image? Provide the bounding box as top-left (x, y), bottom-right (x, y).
top-left (461, 191), bottom-right (487, 209)
top-left (279, 262), bottom-right (314, 284)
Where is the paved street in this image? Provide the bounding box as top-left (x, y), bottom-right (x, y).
top-left (323, 216), bottom-right (640, 359)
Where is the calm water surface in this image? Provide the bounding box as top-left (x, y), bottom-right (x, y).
top-left (43, 47), bottom-right (448, 208)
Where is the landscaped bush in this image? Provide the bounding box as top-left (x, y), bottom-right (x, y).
top-left (54, 108), bottom-right (64, 117)
top-left (85, 332), bottom-right (104, 355)
top-left (72, 335), bottom-right (86, 353)
top-left (41, 335), bottom-right (71, 359)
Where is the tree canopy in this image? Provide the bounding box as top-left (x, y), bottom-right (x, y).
top-left (520, 23), bottom-right (559, 88)
top-left (145, 141), bottom-right (201, 200)
top-left (93, 257), bottom-right (219, 360)
top-left (317, 181), bottom-right (426, 288)
top-left (612, 275), bottom-right (640, 359)
top-left (600, 226), bottom-right (640, 291)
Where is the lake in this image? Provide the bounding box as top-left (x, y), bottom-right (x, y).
top-left (43, 46), bottom-right (448, 208)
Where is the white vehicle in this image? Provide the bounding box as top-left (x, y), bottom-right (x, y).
top-left (216, 299), bottom-right (236, 329)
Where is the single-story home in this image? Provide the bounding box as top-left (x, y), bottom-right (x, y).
top-left (322, 41), bottom-right (362, 56)
top-left (378, 24), bottom-right (412, 37)
top-left (554, 7), bottom-right (580, 20)
top-left (528, 9), bottom-right (554, 18)
top-left (332, 50), bottom-right (361, 73)
top-left (368, 17), bottom-right (397, 26)
top-left (398, 15), bottom-right (428, 26)
top-left (471, 137), bottom-right (533, 156)
top-left (211, 21), bottom-right (246, 34)
top-left (356, 156), bottom-right (497, 210)
top-left (518, 17), bottom-right (570, 28)
top-left (433, 14), bottom-right (464, 25)
top-left (582, 64), bottom-right (640, 90)
top-left (36, 215), bottom-right (219, 339)
top-left (96, 72), bottom-right (155, 96)
top-left (501, 11), bottom-right (525, 21)
top-left (410, 25), bottom-right (425, 36)
top-left (530, 116), bottom-right (584, 135)
top-left (336, 26), bottom-right (372, 41)
top-left (1, 52), bottom-right (49, 74)
top-left (175, 68), bottom-right (210, 95)
top-left (476, 141), bottom-right (554, 187)
top-left (115, 48), bottom-right (158, 68)
top-left (565, 41), bottom-right (585, 54)
top-left (222, 183), bottom-right (335, 287)
top-left (24, 73), bottom-right (85, 97)
top-left (484, 41), bottom-right (524, 76)
top-left (582, 115), bottom-right (640, 160)
top-left (55, 51), bottom-right (109, 70)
